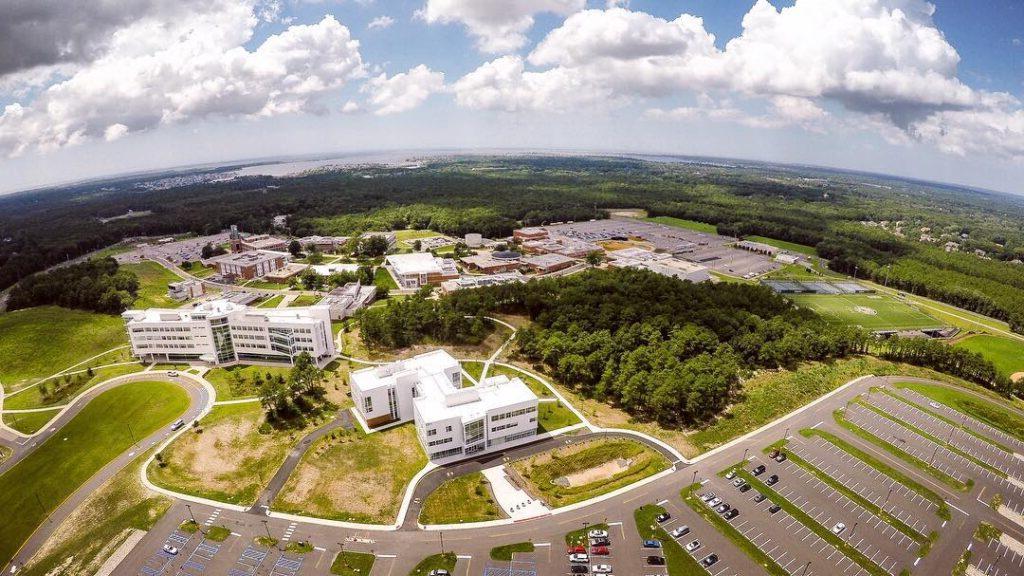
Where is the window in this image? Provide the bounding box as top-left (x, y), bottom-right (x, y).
top-left (362, 396), bottom-right (373, 413)
top-left (426, 428), bottom-right (437, 437)
top-left (445, 425), bottom-right (452, 433)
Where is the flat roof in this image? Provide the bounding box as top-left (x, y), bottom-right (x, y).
top-left (386, 253), bottom-right (453, 275)
top-left (211, 251), bottom-right (282, 266)
top-left (523, 253), bottom-right (575, 266)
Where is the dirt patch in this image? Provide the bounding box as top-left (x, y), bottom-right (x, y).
top-left (1012, 372), bottom-right (1024, 383)
top-left (556, 458), bottom-right (633, 487)
top-left (853, 306), bottom-right (878, 315)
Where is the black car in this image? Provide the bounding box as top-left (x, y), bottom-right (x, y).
top-left (655, 512), bottom-right (671, 523)
top-left (768, 504), bottom-right (782, 514)
top-left (765, 474), bottom-right (779, 486)
top-left (753, 493), bottom-right (766, 503)
top-left (647, 556), bottom-right (666, 566)
top-left (738, 483), bottom-right (752, 493)
top-left (752, 464), bottom-right (766, 476)
top-left (570, 566), bottom-right (588, 574)
top-left (715, 503), bottom-right (731, 514)
top-left (724, 508), bottom-right (739, 520)
top-left (701, 554), bottom-right (719, 567)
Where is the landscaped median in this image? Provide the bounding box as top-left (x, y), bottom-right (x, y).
top-left (331, 551), bottom-right (375, 576)
top-left (509, 437), bottom-right (670, 508)
top-left (634, 504), bottom-right (707, 576)
top-left (877, 387), bottom-right (1014, 452)
top-left (490, 542), bottom-right (534, 561)
top-left (419, 471), bottom-right (503, 525)
top-left (407, 552), bottom-right (457, 576)
top-left (893, 381), bottom-right (1024, 443)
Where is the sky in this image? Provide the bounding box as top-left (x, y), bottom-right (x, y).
top-left (0, 0), bottom-right (1022, 195)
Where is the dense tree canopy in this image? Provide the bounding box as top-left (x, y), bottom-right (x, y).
top-left (7, 257), bottom-right (138, 313)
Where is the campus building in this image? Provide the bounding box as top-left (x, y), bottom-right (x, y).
top-left (350, 350), bottom-right (539, 463)
top-left (318, 283), bottom-right (377, 320)
top-left (122, 300), bottom-right (336, 366)
top-left (232, 233), bottom-right (290, 253)
top-left (210, 251), bottom-right (286, 279)
top-left (167, 279), bottom-right (204, 301)
top-left (384, 253), bottom-right (459, 288)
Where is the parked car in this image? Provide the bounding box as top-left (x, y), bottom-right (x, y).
top-left (701, 554), bottom-right (719, 567)
top-left (590, 538), bottom-right (610, 547)
top-left (752, 464), bottom-right (766, 476)
top-left (715, 503), bottom-right (731, 514)
top-left (590, 546), bottom-right (610, 556)
top-left (765, 474), bottom-right (779, 486)
top-left (700, 492), bottom-right (716, 503)
top-left (569, 554), bottom-right (590, 564)
top-left (646, 556), bottom-right (666, 566)
top-left (642, 540), bottom-right (662, 549)
top-left (768, 504), bottom-right (782, 514)
top-left (588, 529), bottom-right (609, 539)
top-left (592, 565), bottom-right (613, 574)
top-left (832, 522), bottom-right (847, 535)
top-left (670, 526), bottom-right (690, 538)
top-left (725, 469), bottom-right (737, 480)
top-left (738, 484), bottom-right (751, 493)
top-left (768, 448), bottom-right (780, 459)
top-left (655, 512), bottom-right (671, 523)
top-left (429, 571), bottom-right (450, 576)
top-left (753, 493), bottom-right (766, 503)
top-left (774, 453), bottom-right (787, 463)
top-left (707, 497), bottom-right (722, 507)
top-left (929, 402), bottom-right (942, 409)
top-left (731, 478), bottom-right (744, 487)
top-left (570, 566), bottom-right (588, 574)
top-left (567, 545), bottom-right (586, 555)
top-left (162, 544), bottom-right (178, 555)
top-left (685, 540), bottom-right (701, 553)
top-left (170, 419), bottom-right (185, 431)
top-left (724, 509), bottom-right (739, 520)
top-left (167, 370), bottom-right (179, 377)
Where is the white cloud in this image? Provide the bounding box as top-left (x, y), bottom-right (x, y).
top-left (103, 123), bottom-right (130, 142)
top-left (341, 100), bottom-right (361, 114)
top-left (419, 0), bottom-right (585, 53)
top-left (362, 64), bottom-right (445, 115)
top-left (368, 15), bottom-right (395, 30)
top-left (0, 3), bottom-right (365, 156)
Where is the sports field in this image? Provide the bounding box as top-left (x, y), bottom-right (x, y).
top-left (789, 293), bottom-right (942, 331)
top-left (954, 335), bottom-right (1024, 377)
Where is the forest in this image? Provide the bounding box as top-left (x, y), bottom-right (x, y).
top-left (6, 257), bottom-right (138, 314)
top-left (3, 155), bottom-right (1024, 332)
top-left (360, 268), bottom-right (1016, 426)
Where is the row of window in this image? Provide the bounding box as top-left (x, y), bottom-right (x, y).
top-left (132, 326), bottom-right (192, 333)
top-left (490, 405), bottom-right (537, 422)
top-left (135, 343), bottom-right (195, 350)
top-left (487, 428), bottom-right (537, 447)
top-left (430, 446), bottom-right (464, 460)
top-left (491, 421), bottom-right (518, 433)
top-left (427, 436), bottom-right (453, 447)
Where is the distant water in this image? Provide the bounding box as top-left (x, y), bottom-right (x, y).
top-left (232, 151), bottom-right (431, 177)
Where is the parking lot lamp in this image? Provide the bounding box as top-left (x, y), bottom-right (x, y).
top-left (929, 445), bottom-right (939, 466)
top-left (850, 522), bottom-right (857, 538)
top-left (439, 531), bottom-right (445, 555)
top-left (186, 504), bottom-right (196, 524)
top-left (801, 561), bottom-right (811, 576)
top-left (883, 488), bottom-right (893, 509)
top-left (783, 427), bottom-right (790, 441)
top-left (742, 448), bottom-right (748, 462)
top-left (692, 469), bottom-right (698, 485)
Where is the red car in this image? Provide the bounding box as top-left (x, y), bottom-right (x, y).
top-left (590, 546), bottom-right (610, 556)
top-left (567, 546), bottom-right (586, 555)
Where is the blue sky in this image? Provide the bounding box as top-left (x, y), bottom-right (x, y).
top-left (0, 0), bottom-right (1021, 195)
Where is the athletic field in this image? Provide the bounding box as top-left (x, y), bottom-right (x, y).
top-left (789, 293), bottom-right (943, 331)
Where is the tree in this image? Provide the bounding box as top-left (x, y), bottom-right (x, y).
top-left (356, 235), bottom-right (389, 258)
top-left (412, 240), bottom-right (422, 252)
top-left (585, 252), bottom-right (603, 267)
top-left (288, 239), bottom-right (302, 257)
top-left (289, 352), bottom-right (325, 397)
top-left (200, 243), bottom-right (226, 259)
top-left (306, 244), bottom-right (324, 265)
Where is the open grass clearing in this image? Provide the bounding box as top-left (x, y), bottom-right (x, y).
top-left (800, 428), bottom-right (950, 519)
top-left (288, 294), bottom-right (320, 307)
top-left (244, 279), bottom-right (293, 290)
top-left (634, 504), bottom-right (708, 576)
top-left (420, 471), bottom-right (503, 525)
top-left (644, 216), bottom-right (717, 234)
top-left (744, 236), bottom-right (818, 256)
top-left (789, 293), bottom-right (941, 331)
top-left (149, 401), bottom-right (323, 506)
top-left (273, 422), bottom-right (427, 524)
top-left (0, 381), bottom-right (188, 565)
top-left (205, 364), bottom-right (292, 401)
top-left (486, 364), bottom-right (553, 397)
top-left (461, 361), bottom-right (485, 384)
top-left (3, 408), bottom-right (62, 434)
top-left (953, 335), bottom-right (1024, 378)
top-left (893, 381), bottom-right (1024, 443)
top-left (537, 401), bottom-right (581, 432)
top-left (490, 542), bottom-right (534, 561)
top-left (374, 267), bottom-right (399, 290)
top-left (19, 446), bottom-right (173, 576)
top-left (122, 261), bottom-right (187, 309)
top-left (407, 552), bottom-right (457, 576)
top-left (510, 438), bottom-right (669, 507)
top-left (331, 551), bottom-right (376, 576)
top-left (680, 484), bottom-right (787, 576)
top-left (0, 306), bottom-right (128, 391)
top-left (396, 229), bottom-right (442, 242)
top-left (3, 363), bottom-right (145, 410)
top-left (257, 294), bottom-right (286, 308)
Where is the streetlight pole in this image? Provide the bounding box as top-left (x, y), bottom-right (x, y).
top-left (929, 445), bottom-right (939, 466)
top-left (850, 522), bottom-right (858, 539)
top-left (742, 448), bottom-right (749, 463)
top-left (186, 504), bottom-right (196, 524)
top-left (692, 469), bottom-right (698, 485)
top-left (783, 427), bottom-right (790, 441)
top-left (801, 561), bottom-right (811, 576)
top-left (883, 488), bottom-right (893, 510)
top-left (439, 531), bottom-right (445, 555)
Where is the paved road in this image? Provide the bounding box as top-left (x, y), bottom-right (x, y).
top-left (2, 372), bottom-right (210, 573)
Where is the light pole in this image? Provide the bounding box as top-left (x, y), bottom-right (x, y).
top-left (929, 445), bottom-right (939, 466)
top-left (439, 531), bottom-right (445, 555)
top-left (801, 561), bottom-right (811, 576)
top-left (850, 522), bottom-right (858, 538)
top-left (127, 422), bottom-right (137, 446)
top-left (882, 488), bottom-right (893, 510)
top-left (692, 469), bottom-right (698, 485)
top-left (783, 427), bottom-right (790, 441)
top-left (186, 504), bottom-right (196, 524)
top-left (742, 448), bottom-right (749, 463)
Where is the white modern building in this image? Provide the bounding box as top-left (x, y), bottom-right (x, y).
top-left (167, 279), bottom-right (204, 301)
top-left (318, 283), bottom-right (377, 320)
top-left (384, 253), bottom-right (459, 288)
top-left (350, 350), bottom-right (539, 463)
top-left (122, 299), bottom-right (336, 366)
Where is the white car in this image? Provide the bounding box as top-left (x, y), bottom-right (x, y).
top-left (167, 370), bottom-right (179, 377)
top-left (569, 554), bottom-right (590, 564)
top-left (929, 402), bottom-right (942, 409)
top-left (588, 529), bottom-right (608, 539)
top-left (671, 525), bottom-right (690, 538)
top-left (832, 522), bottom-right (846, 535)
top-left (707, 497), bottom-right (722, 507)
top-left (162, 544), bottom-right (178, 555)
top-left (724, 470), bottom-right (737, 480)
top-left (685, 540), bottom-right (701, 553)
top-left (592, 565), bottom-right (613, 574)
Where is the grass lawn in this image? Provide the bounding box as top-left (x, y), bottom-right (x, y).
top-left (893, 381), bottom-right (1024, 443)
top-left (510, 438), bottom-right (669, 507)
top-left (490, 542), bottom-right (534, 561)
top-left (407, 552), bottom-right (457, 576)
top-left (188, 264), bottom-right (217, 278)
top-left (789, 293), bottom-right (941, 331)
top-left (331, 551), bottom-right (376, 576)
top-left (487, 364), bottom-right (553, 397)
top-left (396, 229), bottom-right (441, 242)
top-left (954, 335), bottom-right (1024, 377)
top-left (681, 484), bottom-right (789, 576)
top-left (420, 471), bottom-right (503, 525)
top-left (644, 216), bottom-right (717, 234)
top-left (244, 279), bottom-right (293, 290)
top-left (634, 504), bottom-right (709, 576)
top-left (461, 361), bottom-right (485, 384)
top-left (537, 401), bottom-right (581, 432)
top-left (257, 294), bottom-right (286, 308)
top-left (3, 363), bottom-right (145, 410)
top-left (0, 306), bottom-right (128, 391)
top-left (19, 447), bottom-right (173, 576)
top-left (374, 267), bottom-right (399, 290)
top-left (273, 423), bottom-right (427, 524)
top-left (288, 294), bottom-right (320, 307)
top-left (744, 236), bottom-right (818, 256)
top-left (122, 261), bottom-right (186, 308)
top-left (800, 428), bottom-right (949, 519)
top-left (206, 365), bottom-right (292, 401)
top-left (0, 381), bottom-right (188, 566)
top-left (3, 408), bottom-right (61, 434)
top-left (0, 445), bottom-right (10, 465)
top-left (149, 402), bottom-right (323, 506)
top-left (565, 522), bottom-right (608, 546)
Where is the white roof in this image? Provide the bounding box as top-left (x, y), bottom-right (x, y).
top-left (386, 253), bottom-right (447, 275)
top-left (415, 373), bottom-right (537, 424)
top-left (310, 263), bottom-right (359, 275)
top-left (122, 298), bottom-right (327, 323)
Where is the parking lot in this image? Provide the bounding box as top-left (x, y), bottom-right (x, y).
top-left (895, 388), bottom-right (1024, 456)
top-left (657, 497), bottom-right (769, 576)
top-left (970, 536), bottom-right (1024, 576)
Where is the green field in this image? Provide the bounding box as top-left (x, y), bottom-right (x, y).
top-left (0, 307), bottom-right (128, 391)
top-left (374, 267), bottom-right (399, 290)
top-left (537, 401), bottom-right (581, 432)
top-left (789, 293), bottom-right (941, 330)
top-left (205, 365), bottom-right (292, 401)
top-left (954, 335), bottom-right (1024, 377)
top-left (331, 551), bottom-right (375, 576)
top-left (745, 236), bottom-right (818, 256)
top-left (4, 363), bottom-right (145, 410)
top-left (3, 409), bottom-right (61, 434)
top-left (122, 261), bottom-right (187, 308)
top-left (461, 361), bottom-right (485, 384)
top-left (644, 216), bottom-right (717, 234)
top-left (257, 294), bottom-right (285, 308)
top-left (288, 294), bottom-right (320, 307)
top-left (0, 381), bottom-right (189, 565)
top-left (419, 471), bottom-right (502, 525)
